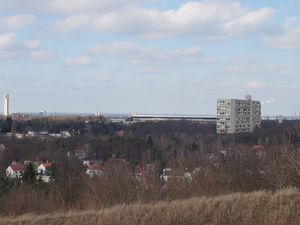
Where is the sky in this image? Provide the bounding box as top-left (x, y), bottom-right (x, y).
top-left (0, 0), bottom-right (300, 115)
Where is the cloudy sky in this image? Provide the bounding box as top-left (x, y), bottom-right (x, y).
top-left (0, 0), bottom-right (299, 115)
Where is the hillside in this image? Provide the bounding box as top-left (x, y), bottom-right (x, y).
top-left (1, 188), bottom-right (299, 225)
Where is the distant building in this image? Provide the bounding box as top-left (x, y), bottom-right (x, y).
top-left (6, 163), bottom-right (25, 179)
top-left (95, 112), bottom-right (101, 117)
top-left (74, 148), bottom-right (89, 160)
top-left (37, 162), bottom-right (54, 175)
top-left (86, 162), bottom-right (103, 178)
top-left (134, 164), bottom-right (144, 179)
top-left (37, 161), bottom-right (54, 183)
top-left (217, 95), bottom-right (261, 134)
top-left (160, 168), bottom-right (172, 182)
top-left (131, 113), bottom-right (217, 124)
top-left (3, 94), bottom-right (9, 117)
top-left (277, 115), bottom-right (284, 124)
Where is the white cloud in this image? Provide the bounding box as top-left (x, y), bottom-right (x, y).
top-left (223, 7), bottom-right (274, 36)
top-left (0, 33), bottom-right (55, 62)
top-left (0, 0), bottom-right (136, 14)
top-left (47, 0), bottom-right (136, 14)
top-left (52, 2), bottom-right (275, 39)
top-left (222, 60), bottom-right (291, 77)
top-left (244, 82), bottom-right (267, 89)
top-left (53, 14), bottom-right (92, 32)
top-left (65, 56), bottom-right (92, 66)
top-left (24, 39), bottom-right (40, 49)
top-left (87, 42), bottom-right (136, 55)
top-left (0, 50), bottom-right (21, 60)
top-left (88, 42), bottom-right (203, 66)
top-left (262, 97), bottom-right (276, 105)
top-left (0, 14), bottom-right (36, 30)
top-left (86, 41), bottom-right (212, 73)
top-left (0, 33), bottom-right (15, 49)
top-left (266, 97), bottom-right (275, 104)
top-left (263, 17), bottom-right (300, 49)
top-left (88, 42), bottom-right (201, 59)
top-left (140, 66), bottom-right (163, 74)
top-left (30, 50), bottom-right (56, 61)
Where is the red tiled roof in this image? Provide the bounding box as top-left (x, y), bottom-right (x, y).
top-left (42, 162), bottom-right (53, 169)
top-left (115, 130), bottom-right (125, 137)
top-left (10, 163), bottom-right (25, 171)
top-left (87, 163), bottom-right (102, 171)
top-left (135, 164), bottom-right (144, 174)
top-left (252, 145), bottom-right (265, 151)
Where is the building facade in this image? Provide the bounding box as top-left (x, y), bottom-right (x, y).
top-left (3, 94), bottom-right (9, 117)
top-left (6, 163), bottom-right (25, 179)
top-left (131, 113), bottom-right (217, 124)
top-left (217, 95), bottom-right (261, 134)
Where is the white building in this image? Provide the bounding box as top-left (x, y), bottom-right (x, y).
top-left (6, 163), bottom-right (25, 179)
top-left (217, 95), bottom-right (261, 134)
top-left (37, 162), bottom-right (53, 175)
top-left (86, 162), bottom-right (103, 178)
top-left (160, 168), bottom-right (172, 182)
top-left (131, 113), bottom-right (217, 124)
top-left (3, 94), bottom-right (9, 117)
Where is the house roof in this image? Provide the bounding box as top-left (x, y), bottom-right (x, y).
top-left (10, 163), bottom-right (25, 171)
top-left (115, 130), bottom-right (125, 137)
top-left (252, 145), bottom-right (266, 151)
top-left (87, 163), bottom-right (102, 171)
top-left (41, 162), bottom-right (53, 169)
top-left (135, 164), bottom-right (144, 174)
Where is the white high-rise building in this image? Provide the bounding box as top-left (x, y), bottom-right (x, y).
top-left (3, 94), bottom-right (9, 117)
top-left (217, 95), bottom-right (261, 134)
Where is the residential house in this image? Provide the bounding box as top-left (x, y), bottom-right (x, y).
top-left (60, 131), bottom-right (72, 138)
top-left (160, 168), bottom-right (172, 182)
top-left (160, 168), bottom-right (192, 182)
top-left (38, 162), bottom-right (54, 175)
top-left (252, 145), bottom-right (266, 158)
top-left (83, 160), bottom-right (93, 167)
top-left (36, 162), bottom-right (54, 183)
top-left (74, 148), bottom-right (89, 160)
top-left (86, 162), bottom-right (103, 178)
top-left (6, 163), bottom-right (25, 179)
top-left (15, 133), bottom-right (24, 139)
top-left (115, 130), bottom-right (125, 137)
top-left (134, 164), bottom-right (144, 179)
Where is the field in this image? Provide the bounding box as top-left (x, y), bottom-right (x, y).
top-left (1, 188), bottom-right (299, 225)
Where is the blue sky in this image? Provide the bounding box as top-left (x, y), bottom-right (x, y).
top-left (0, 0), bottom-right (300, 115)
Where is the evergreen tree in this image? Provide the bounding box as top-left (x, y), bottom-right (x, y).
top-left (49, 163), bottom-right (56, 182)
top-left (147, 136), bottom-right (154, 147)
top-left (23, 163), bottom-right (36, 184)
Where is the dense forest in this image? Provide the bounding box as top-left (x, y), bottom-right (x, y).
top-left (0, 116), bottom-right (300, 216)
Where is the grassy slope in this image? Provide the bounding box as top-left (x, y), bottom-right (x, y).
top-left (1, 188), bottom-right (299, 225)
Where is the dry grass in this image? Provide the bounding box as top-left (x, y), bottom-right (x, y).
top-left (0, 188), bottom-right (299, 225)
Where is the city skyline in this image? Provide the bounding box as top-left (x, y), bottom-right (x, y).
top-left (0, 0), bottom-right (300, 115)
top-left (0, 93), bottom-right (296, 118)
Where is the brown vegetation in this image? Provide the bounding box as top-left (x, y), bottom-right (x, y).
top-left (1, 119), bottom-right (300, 219)
top-left (0, 188), bottom-right (299, 225)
